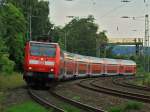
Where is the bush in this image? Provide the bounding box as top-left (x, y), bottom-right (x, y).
top-left (0, 72), bottom-right (25, 90)
top-left (108, 101), bottom-right (143, 112)
top-left (0, 54), bottom-right (15, 74)
top-left (143, 73), bottom-right (150, 86)
top-left (125, 101), bottom-right (143, 110)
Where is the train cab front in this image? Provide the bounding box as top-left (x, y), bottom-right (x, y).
top-left (23, 41), bottom-right (60, 85)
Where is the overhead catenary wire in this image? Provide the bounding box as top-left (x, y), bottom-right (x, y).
top-left (100, 0), bottom-right (136, 20)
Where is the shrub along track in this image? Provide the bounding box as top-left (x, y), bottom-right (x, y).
top-left (28, 85), bottom-right (106, 112)
top-left (77, 76), bottom-right (150, 103)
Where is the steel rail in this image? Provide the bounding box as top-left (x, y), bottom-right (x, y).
top-left (50, 89), bottom-right (107, 112)
top-left (28, 88), bottom-right (65, 112)
top-left (112, 77), bottom-right (150, 91)
top-left (78, 79), bottom-right (150, 103)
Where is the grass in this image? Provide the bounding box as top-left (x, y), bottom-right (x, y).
top-left (0, 73), bottom-right (25, 101)
top-left (72, 96), bottom-right (80, 101)
top-left (0, 72), bottom-right (26, 112)
top-left (4, 100), bottom-right (81, 112)
top-left (125, 101), bottom-right (143, 110)
top-left (0, 72), bottom-right (25, 91)
top-left (0, 91), bottom-right (6, 102)
top-left (142, 73), bottom-right (150, 86)
top-left (4, 100), bottom-right (51, 112)
top-left (108, 101), bottom-right (143, 112)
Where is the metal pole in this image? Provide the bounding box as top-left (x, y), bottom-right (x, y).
top-left (144, 14), bottom-right (149, 72)
top-left (49, 0), bottom-right (53, 21)
top-left (99, 46), bottom-right (101, 57)
top-left (49, 0), bottom-right (51, 21)
top-left (96, 37), bottom-right (97, 56)
top-left (65, 31), bottom-right (67, 50)
top-left (104, 47), bottom-right (107, 58)
top-left (29, 15), bottom-right (32, 40)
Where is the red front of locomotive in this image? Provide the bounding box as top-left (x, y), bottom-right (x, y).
top-left (23, 41), bottom-right (60, 84)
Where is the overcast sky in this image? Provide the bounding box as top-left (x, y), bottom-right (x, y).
top-left (48, 0), bottom-right (149, 38)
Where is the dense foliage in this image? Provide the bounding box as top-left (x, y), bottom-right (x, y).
top-left (59, 15), bottom-right (108, 57)
top-left (62, 16), bottom-right (98, 56)
top-left (0, 0), bottom-right (52, 72)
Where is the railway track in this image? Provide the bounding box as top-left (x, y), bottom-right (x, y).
top-left (77, 78), bottom-right (150, 103)
top-left (50, 88), bottom-right (106, 112)
top-left (28, 86), bottom-right (106, 112)
top-left (112, 77), bottom-right (150, 91)
top-left (28, 88), bottom-right (65, 112)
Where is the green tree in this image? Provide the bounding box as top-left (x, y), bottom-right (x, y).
top-left (9, 0), bottom-right (53, 40)
top-left (2, 3), bottom-right (26, 70)
top-left (60, 15), bottom-right (98, 56)
top-left (96, 31), bottom-right (108, 57)
top-left (50, 26), bottom-right (62, 42)
top-left (0, 3), bottom-right (15, 73)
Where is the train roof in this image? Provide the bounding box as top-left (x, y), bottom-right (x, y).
top-left (121, 60), bottom-right (136, 65)
top-left (29, 41), bottom-right (58, 45)
top-left (88, 57), bottom-right (103, 63)
top-left (63, 51), bottom-right (136, 65)
top-left (103, 58), bottom-right (119, 65)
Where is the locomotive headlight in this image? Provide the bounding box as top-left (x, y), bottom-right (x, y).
top-left (50, 68), bottom-right (54, 72)
top-left (28, 67), bottom-right (32, 70)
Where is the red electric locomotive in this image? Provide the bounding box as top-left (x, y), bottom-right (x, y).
top-left (23, 41), bottom-right (136, 85)
top-left (23, 41), bottom-right (62, 84)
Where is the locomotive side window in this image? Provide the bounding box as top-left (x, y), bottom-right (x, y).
top-left (30, 43), bottom-right (56, 57)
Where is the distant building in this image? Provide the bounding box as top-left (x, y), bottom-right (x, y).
top-left (108, 37), bottom-right (143, 45)
top-left (107, 37), bottom-right (143, 56)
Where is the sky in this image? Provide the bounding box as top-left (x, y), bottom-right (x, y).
top-left (48, 0), bottom-right (149, 38)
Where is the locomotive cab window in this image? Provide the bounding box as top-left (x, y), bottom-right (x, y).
top-left (30, 43), bottom-right (56, 57)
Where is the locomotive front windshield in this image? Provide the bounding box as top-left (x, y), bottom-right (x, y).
top-left (30, 43), bottom-right (56, 57)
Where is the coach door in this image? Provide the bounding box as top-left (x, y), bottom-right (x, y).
top-left (119, 65), bottom-right (124, 75)
top-left (103, 59), bottom-right (107, 74)
top-left (65, 59), bottom-right (75, 75)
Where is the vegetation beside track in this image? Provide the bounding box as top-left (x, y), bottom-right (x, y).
top-left (0, 72), bottom-right (25, 103)
top-left (4, 100), bottom-right (51, 112)
top-left (0, 72), bottom-right (25, 112)
top-left (0, 73), bottom-right (53, 112)
top-left (0, 73), bottom-right (82, 112)
top-left (131, 73), bottom-right (150, 87)
top-left (141, 73), bottom-right (150, 86)
top-left (109, 101), bottom-right (143, 112)
top-left (0, 73), bottom-right (25, 91)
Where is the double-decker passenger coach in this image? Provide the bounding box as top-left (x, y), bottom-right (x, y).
top-left (23, 41), bottom-right (136, 85)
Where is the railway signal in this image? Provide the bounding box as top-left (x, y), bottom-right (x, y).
top-left (121, 0), bottom-right (130, 3)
